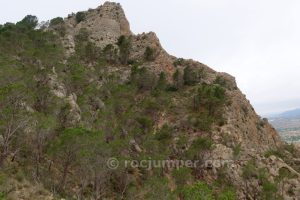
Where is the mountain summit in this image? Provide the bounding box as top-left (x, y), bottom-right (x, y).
top-left (62, 2), bottom-right (131, 50)
top-left (1, 1), bottom-right (300, 199)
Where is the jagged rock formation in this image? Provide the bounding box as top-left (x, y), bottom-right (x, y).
top-left (56, 2), bottom-right (131, 55)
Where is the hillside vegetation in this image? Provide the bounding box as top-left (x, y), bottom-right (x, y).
top-left (1, 2), bottom-right (300, 200)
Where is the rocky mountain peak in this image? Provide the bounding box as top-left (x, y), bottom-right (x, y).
top-left (98, 1), bottom-right (131, 31)
top-left (54, 1), bottom-right (132, 55)
top-left (94, 1), bottom-right (131, 36)
top-left (54, 1), bottom-right (173, 74)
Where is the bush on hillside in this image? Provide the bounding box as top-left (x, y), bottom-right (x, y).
top-left (75, 12), bottom-right (86, 23)
top-left (50, 17), bottom-right (64, 26)
top-left (144, 46), bottom-right (156, 61)
top-left (16, 15), bottom-right (38, 29)
top-left (117, 35), bottom-right (132, 64)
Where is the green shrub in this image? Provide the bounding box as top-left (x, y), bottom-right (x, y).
top-left (66, 63), bottom-right (87, 93)
top-left (182, 182), bottom-right (214, 200)
top-left (0, 192), bottom-right (6, 200)
top-left (136, 116), bottom-right (153, 133)
top-left (232, 144), bottom-right (242, 158)
top-left (264, 149), bottom-right (285, 159)
top-left (166, 85), bottom-right (178, 92)
top-left (257, 168), bottom-right (269, 183)
top-left (189, 84), bottom-right (226, 130)
top-left (214, 75), bottom-right (237, 90)
top-left (217, 189), bottom-right (237, 200)
top-left (48, 128), bottom-right (104, 189)
top-left (214, 76), bottom-right (227, 86)
top-left (16, 15), bottom-right (38, 29)
top-left (155, 72), bottom-right (167, 91)
top-left (176, 135), bottom-right (188, 150)
top-left (172, 167), bottom-right (192, 188)
top-left (261, 181), bottom-right (278, 199)
top-left (75, 12), bottom-right (86, 23)
top-left (144, 46), bottom-right (156, 61)
top-left (73, 29), bottom-right (102, 62)
top-left (188, 113), bottom-right (214, 132)
top-left (84, 42), bottom-right (100, 61)
top-left (256, 119), bottom-right (265, 131)
top-left (15, 170), bottom-right (25, 182)
top-left (276, 167), bottom-right (297, 182)
top-left (173, 69), bottom-right (184, 90)
top-left (242, 159), bottom-right (257, 179)
top-left (0, 172), bottom-right (7, 186)
top-left (117, 35), bottom-right (131, 64)
top-left (184, 136), bottom-right (213, 160)
top-left (193, 84), bottom-right (226, 116)
top-left (50, 17), bottom-right (66, 36)
top-left (103, 44), bottom-right (118, 63)
top-left (155, 124), bottom-right (173, 141)
top-left (183, 66), bottom-right (198, 85)
top-left (173, 58), bottom-right (184, 67)
top-left (192, 137), bottom-right (213, 150)
top-left (141, 97), bottom-right (161, 113)
top-left (139, 176), bottom-right (175, 200)
top-left (131, 67), bottom-right (156, 91)
top-left (75, 28), bottom-right (89, 42)
top-left (50, 17), bottom-right (64, 26)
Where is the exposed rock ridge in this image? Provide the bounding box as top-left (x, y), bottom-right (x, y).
top-left (58, 1), bottom-right (131, 55)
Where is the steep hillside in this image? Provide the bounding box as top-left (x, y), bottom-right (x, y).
top-left (1, 2), bottom-right (300, 200)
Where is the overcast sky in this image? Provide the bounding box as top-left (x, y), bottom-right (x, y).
top-left (1, 0), bottom-right (300, 115)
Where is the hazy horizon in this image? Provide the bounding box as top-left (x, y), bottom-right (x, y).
top-left (1, 0), bottom-right (300, 115)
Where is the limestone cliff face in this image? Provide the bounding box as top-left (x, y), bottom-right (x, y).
top-left (221, 89), bottom-right (283, 152)
top-left (56, 2), bottom-right (131, 55)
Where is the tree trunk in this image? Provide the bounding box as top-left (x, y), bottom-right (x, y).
top-left (60, 159), bottom-right (70, 189)
top-left (0, 154), bottom-right (6, 168)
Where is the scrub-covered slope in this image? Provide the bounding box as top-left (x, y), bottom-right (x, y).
top-left (0, 2), bottom-right (300, 200)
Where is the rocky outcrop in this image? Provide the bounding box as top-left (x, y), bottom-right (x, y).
top-left (216, 89), bottom-right (283, 153)
top-left (53, 2), bottom-right (131, 55)
top-left (130, 32), bottom-right (176, 79)
top-left (64, 93), bottom-right (81, 127)
top-left (225, 154), bottom-right (300, 199)
top-left (48, 67), bottom-right (67, 98)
